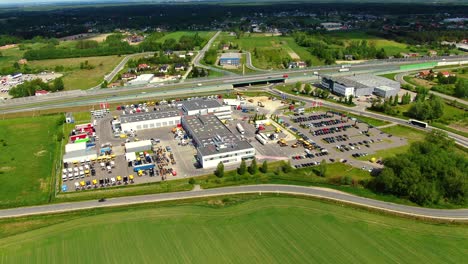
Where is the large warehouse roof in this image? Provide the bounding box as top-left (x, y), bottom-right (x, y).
top-left (220, 53), bottom-right (241, 59)
top-left (182, 99), bottom-right (223, 111)
top-left (120, 109), bottom-right (181, 124)
top-left (345, 74), bottom-right (400, 89)
top-left (183, 115), bottom-right (253, 156)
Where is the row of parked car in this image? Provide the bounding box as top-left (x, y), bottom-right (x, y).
top-left (352, 152), bottom-right (369, 158)
top-left (323, 135), bottom-right (350, 143)
top-left (291, 114), bottom-right (332, 123)
top-left (312, 125), bottom-right (353, 136)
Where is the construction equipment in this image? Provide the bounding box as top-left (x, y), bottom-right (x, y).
top-left (277, 138), bottom-right (288, 147)
top-left (291, 143), bottom-right (298, 148)
top-left (257, 101), bottom-right (265, 107)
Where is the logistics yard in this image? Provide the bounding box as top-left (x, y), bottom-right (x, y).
top-left (59, 93), bottom-right (408, 192)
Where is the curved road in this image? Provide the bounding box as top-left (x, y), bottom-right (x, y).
top-left (0, 184), bottom-right (467, 221)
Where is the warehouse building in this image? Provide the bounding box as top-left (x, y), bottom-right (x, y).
top-left (63, 142), bottom-right (97, 163)
top-left (181, 99), bottom-right (232, 119)
top-left (120, 109), bottom-right (181, 132)
top-left (181, 115), bottom-right (255, 168)
top-left (321, 74), bottom-right (400, 97)
top-left (219, 53), bottom-right (241, 67)
top-left (125, 140), bottom-right (152, 153)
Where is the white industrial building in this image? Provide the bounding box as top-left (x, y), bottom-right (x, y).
top-left (120, 109), bottom-right (181, 132)
top-left (181, 114), bottom-right (255, 168)
top-left (127, 74), bottom-right (154, 86)
top-left (63, 142), bottom-right (97, 163)
top-left (181, 99), bottom-right (232, 119)
top-left (125, 140), bottom-right (152, 153)
top-left (321, 74), bottom-right (400, 97)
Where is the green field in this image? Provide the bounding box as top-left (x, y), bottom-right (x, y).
top-left (28, 55), bottom-right (123, 90)
top-left (0, 115), bottom-right (61, 208)
top-left (157, 31), bottom-right (215, 45)
top-left (0, 196), bottom-right (466, 263)
top-left (219, 33), bottom-right (321, 69)
top-left (326, 31), bottom-right (409, 55)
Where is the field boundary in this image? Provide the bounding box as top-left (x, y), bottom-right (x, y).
top-left (1, 185), bottom-right (467, 222)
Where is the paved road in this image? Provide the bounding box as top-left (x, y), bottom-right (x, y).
top-left (192, 31), bottom-right (236, 76)
top-left (0, 184), bottom-right (467, 221)
top-left (395, 72), bottom-right (468, 106)
top-left (268, 87), bottom-right (468, 148)
top-left (244, 51), bottom-right (270, 72)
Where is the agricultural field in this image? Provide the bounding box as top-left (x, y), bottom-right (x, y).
top-left (0, 196), bottom-right (466, 263)
top-left (28, 55), bottom-right (123, 90)
top-left (0, 115), bottom-right (62, 208)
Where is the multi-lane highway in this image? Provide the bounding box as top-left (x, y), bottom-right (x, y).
top-left (0, 184), bottom-right (467, 221)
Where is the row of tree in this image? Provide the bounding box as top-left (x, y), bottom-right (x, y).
top-left (214, 158), bottom-right (268, 178)
top-left (371, 131), bottom-right (467, 206)
top-left (8, 78), bottom-right (64, 98)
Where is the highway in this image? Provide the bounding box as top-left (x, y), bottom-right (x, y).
top-left (268, 87), bottom-right (468, 148)
top-left (1, 56), bottom-right (465, 113)
top-left (0, 184), bottom-right (467, 221)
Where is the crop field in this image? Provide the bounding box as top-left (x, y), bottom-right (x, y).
top-left (0, 115), bottom-right (61, 208)
top-left (28, 55), bottom-right (123, 90)
top-left (0, 197), bottom-right (466, 263)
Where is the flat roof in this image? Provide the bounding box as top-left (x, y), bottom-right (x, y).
top-left (323, 76), bottom-right (367, 89)
top-left (120, 109), bottom-right (181, 124)
top-left (182, 99), bottom-right (223, 111)
top-left (344, 74), bottom-right (400, 89)
top-left (220, 53), bottom-right (241, 59)
top-left (375, 85), bottom-right (397, 91)
top-left (183, 115), bottom-right (253, 156)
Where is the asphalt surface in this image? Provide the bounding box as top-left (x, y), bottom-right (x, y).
top-left (267, 87), bottom-right (468, 148)
top-left (0, 184), bottom-right (467, 221)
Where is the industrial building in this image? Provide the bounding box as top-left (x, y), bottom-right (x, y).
top-left (127, 74), bottom-right (154, 86)
top-left (219, 53), bottom-right (241, 67)
top-left (120, 109), bottom-right (181, 132)
top-left (321, 74), bottom-right (400, 98)
top-left (181, 114), bottom-right (255, 168)
top-left (63, 142), bottom-right (97, 163)
top-left (125, 140), bottom-right (152, 153)
top-left (181, 99), bottom-right (232, 119)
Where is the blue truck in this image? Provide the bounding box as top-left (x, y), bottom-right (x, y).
top-left (133, 163), bottom-right (155, 172)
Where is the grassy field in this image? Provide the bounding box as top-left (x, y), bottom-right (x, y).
top-left (0, 196), bottom-right (466, 263)
top-left (0, 115), bottom-right (62, 208)
top-left (219, 33), bottom-right (321, 68)
top-left (380, 125), bottom-right (427, 142)
top-left (28, 55), bottom-right (123, 90)
top-left (0, 46), bottom-right (24, 69)
top-left (326, 31), bottom-right (409, 55)
top-left (157, 31), bottom-right (216, 46)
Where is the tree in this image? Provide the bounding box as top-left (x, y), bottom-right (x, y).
top-left (393, 94), bottom-right (399, 106)
top-left (188, 178), bottom-right (196, 185)
top-left (347, 95), bottom-right (353, 105)
top-left (318, 159), bottom-right (327, 177)
top-left (53, 78), bottom-right (64, 91)
top-left (101, 80), bottom-right (108, 88)
top-left (215, 162), bottom-right (224, 178)
top-left (282, 160), bottom-right (292, 173)
top-left (454, 79), bottom-right (468, 98)
top-left (0, 51), bottom-right (3, 57)
top-left (237, 159), bottom-right (247, 175)
top-left (248, 158), bottom-right (258, 175)
top-left (260, 160), bottom-right (268, 173)
top-left (304, 84), bottom-right (312, 95)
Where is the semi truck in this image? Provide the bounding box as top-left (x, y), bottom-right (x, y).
top-left (255, 134), bottom-right (267, 145)
top-left (133, 163), bottom-right (155, 172)
top-left (236, 123), bottom-right (245, 134)
top-left (338, 68), bottom-right (350, 72)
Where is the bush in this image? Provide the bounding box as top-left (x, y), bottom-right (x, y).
top-left (188, 178), bottom-right (196, 185)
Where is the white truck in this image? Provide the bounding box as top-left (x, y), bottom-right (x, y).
top-left (338, 68), bottom-right (350, 72)
top-left (255, 134), bottom-right (267, 145)
top-left (236, 123), bottom-right (245, 134)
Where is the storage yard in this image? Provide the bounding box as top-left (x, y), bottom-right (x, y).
top-left (60, 94), bottom-right (407, 192)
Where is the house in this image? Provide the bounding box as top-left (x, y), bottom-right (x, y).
top-left (222, 44), bottom-right (230, 51)
top-left (178, 54), bottom-right (186, 59)
top-left (418, 70), bottom-right (432, 78)
top-left (400, 53), bottom-right (410, 58)
top-left (164, 50), bottom-right (173, 56)
top-left (121, 73), bottom-right (137, 81)
top-left (127, 35), bottom-right (144, 43)
top-left (18, 59), bottom-right (28, 65)
top-left (138, 64), bottom-right (150, 71)
top-left (344, 54), bottom-right (354, 60)
top-left (159, 65), bottom-right (169, 73)
top-left (174, 64), bottom-right (185, 71)
top-left (408, 53), bottom-right (419, 57)
top-left (440, 71), bottom-right (454, 78)
top-left (107, 82), bottom-right (121, 88)
top-left (297, 61), bottom-right (307, 68)
top-left (187, 51), bottom-right (194, 56)
top-left (428, 50), bottom-right (438, 57)
top-left (35, 90), bottom-right (49, 96)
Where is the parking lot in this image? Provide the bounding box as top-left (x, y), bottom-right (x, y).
top-left (1, 73), bottom-right (63, 99)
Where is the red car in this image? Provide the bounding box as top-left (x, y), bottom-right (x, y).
top-left (172, 170), bottom-right (177, 176)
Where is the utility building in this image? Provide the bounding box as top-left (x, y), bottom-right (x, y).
top-left (219, 53), bottom-right (241, 67)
